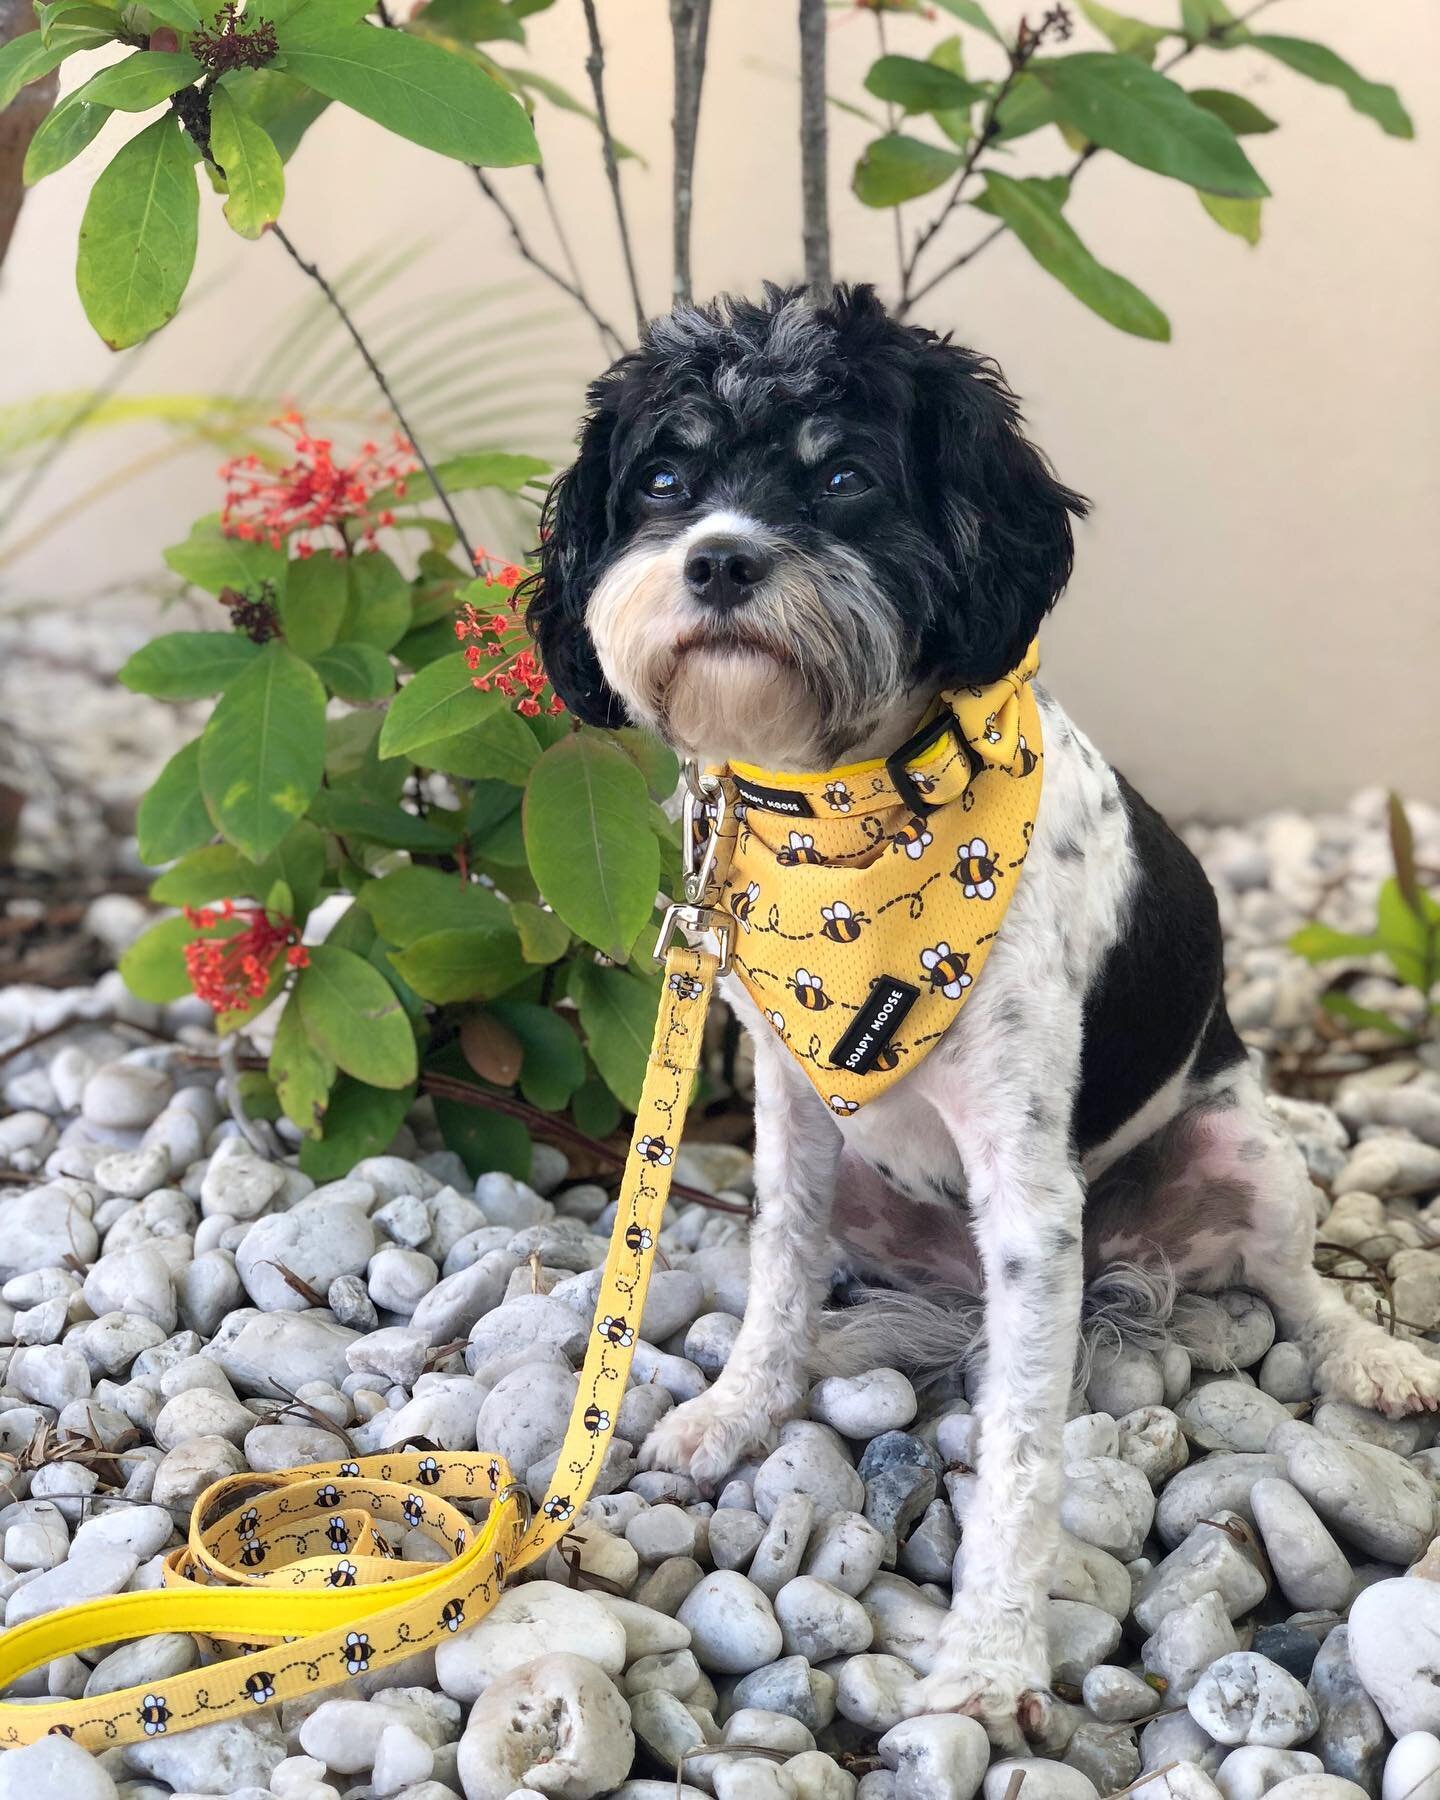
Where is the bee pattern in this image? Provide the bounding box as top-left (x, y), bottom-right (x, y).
top-left (730, 881), bottom-right (759, 930)
top-left (1014, 734), bottom-right (1038, 777)
top-left (140, 1695), bottom-right (169, 1735)
top-left (625, 1223), bottom-right (653, 1253)
top-left (315, 1484), bottom-right (340, 1509)
top-left (913, 769), bottom-right (938, 797)
top-left (402, 1494), bottom-right (424, 1529)
top-left (668, 970), bottom-right (702, 1001)
top-left (790, 969), bottom-right (831, 1011)
top-left (238, 1538), bottom-right (267, 1568)
top-left (454, 1528), bottom-right (465, 1553)
top-left (820, 901), bottom-right (867, 944)
top-left (763, 1008), bottom-right (786, 1034)
top-left (328, 1560), bottom-right (358, 1588)
top-left (597, 1314), bottom-right (635, 1347)
top-left (635, 1134), bottom-right (672, 1166)
top-left (326, 1517), bottom-right (350, 1554)
top-left (343, 1632), bottom-right (371, 1676)
top-left (956, 838), bottom-right (999, 900)
top-left (583, 1404), bottom-right (611, 1435)
top-left (891, 817), bottom-right (933, 860)
top-left (921, 942), bottom-right (973, 1000)
top-left (983, 711), bottom-right (1003, 745)
top-left (441, 1599), bottom-right (465, 1632)
top-left (822, 781), bottom-right (853, 812)
top-left (237, 1507), bottom-right (259, 1538)
top-left (47, 1725), bottom-right (75, 1738)
top-left (777, 830), bottom-right (824, 866)
top-left (339, 1461), bottom-right (360, 1477)
top-left (416, 1456), bottom-right (441, 1487)
top-left (542, 1494), bottom-right (574, 1524)
top-left (487, 1459), bottom-right (501, 1490)
top-left (243, 1672), bottom-right (276, 1705)
top-left (871, 1044), bottom-right (902, 1073)
top-left (828, 1095), bottom-right (859, 1116)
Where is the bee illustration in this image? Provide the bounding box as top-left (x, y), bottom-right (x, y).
top-left (822, 781), bottom-right (853, 812)
top-left (326, 1517), bottom-right (350, 1554)
top-left (583, 1404), bottom-right (611, 1435)
top-left (790, 969), bottom-right (831, 1011)
top-left (343, 1632), bottom-right (371, 1676)
top-left (1014, 734), bottom-right (1038, 777)
top-left (315, 1484), bottom-right (340, 1509)
top-left (243, 1671), bottom-right (276, 1706)
top-left (763, 1008), bottom-right (786, 1034)
top-left (891, 816), bottom-right (933, 861)
top-left (416, 1457), bottom-right (441, 1487)
top-left (820, 900), bottom-right (867, 944)
top-left (237, 1507), bottom-right (259, 1538)
top-left (47, 1725), bottom-right (75, 1738)
top-left (828, 1095), bottom-right (859, 1116)
top-left (402, 1493), bottom-right (424, 1529)
top-left (777, 830), bottom-right (825, 866)
top-left (328, 1560), bottom-right (358, 1589)
top-left (238, 1538), bottom-right (267, 1569)
top-left (542, 1494), bottom-right (574, 1524)
top-left (871, 1044), bottom-right (902, 1073)
top-left (597, 1314), bottom-right (634, 1347)
top-left (730, 881), bottom-right (759, 931)
top-left (635, 1133), bottom-right (672, 1166)
top-left (140, 1695), bottom-right (169, 1735)
top-left (983, 711), bottom-right (1003, 745)
top-left (668, 970), bottom-right (703, 1001)
top-left (487, 1459), bottom-right (501, 1490)
top-left (913, 769), bottom-right (938, 797)
top-left (921, 942), bottom-right (973, 1000)
top-left (625, 1223), bottom-right (653, 1253)
top-left (338, 1461), bottom-right (360, 1478)
top-left (441, 1599), bottom-right (465, 1633)
top-left (454, 1528), bottom-right (466, 1553)
top-left (956, 837), bottom-right (999, 900)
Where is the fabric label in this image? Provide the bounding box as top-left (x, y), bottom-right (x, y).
top-left (730, 775), bottom-right (816, 818)
top-left (829, 977), bottom-right (921, 1074)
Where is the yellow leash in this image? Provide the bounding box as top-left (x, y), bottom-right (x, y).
top-left (0, 942), bottom-right (718, 1750)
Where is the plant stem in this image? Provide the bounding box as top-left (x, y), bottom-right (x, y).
top-left (472, 167), bottom-right (625, 358)
top-left (580, 0), bottom-right (647, 336)
top-left (872, 9), bottom-right (906, 302)
top-left (269, 222), bottom-right (477, 569)
top-left (669, 0), bottom-right (713, 306)
top-left (798, 0), bottom-right (831, 294)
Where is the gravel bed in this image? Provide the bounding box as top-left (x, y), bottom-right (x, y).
top-left (0, 787), bottom-right (1438, 1800)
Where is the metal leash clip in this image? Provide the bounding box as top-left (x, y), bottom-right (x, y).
top-left (654, 760), bottom-right (735, 973)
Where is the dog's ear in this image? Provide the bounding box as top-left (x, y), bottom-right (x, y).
top-left (913, 337), bottom-right (1088, 683)
top-left (522, 385), bottom-right (629, 729)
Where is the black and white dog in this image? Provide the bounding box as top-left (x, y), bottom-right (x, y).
top-left (525, 284), bottom-right (1438, 1746)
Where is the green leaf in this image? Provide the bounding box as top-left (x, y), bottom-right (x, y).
top-left (1198, 190), bottom-right (1260, 243)
top-left (209, 82), bottom-right (285, 238)
top-left (389, 926), bottom-right (527, 1004)
top-left (279, 551), bottom-right (348, 656)
top-left (149, 843), bottom-right (251, 905)
top-left (269, 996), bottom-right (336, 1137)
top-left (524, 734), bottom-right (659, 959)
top-left (570, 1075), bottom-right (620, 1140)
top-left (1288, 921), bottom-right (1380, 963)
top-left (430, 1050), bottom-right (531, 1180)
top-left (993, 72), bottom-right (1058, 141)
top-left (307, 788), bottom-right (464, 851)
top-left (979, 171), bottom-right (1170, 340)
top-left (229, 67), bottom-right (331, 163)
top-left (1388, 791), bottom-right (1426, 917)
top-left (489, 999), bottom-right (584, 1111)
top-left (136, 739), bottom-right (214, 864)
top-left (163, 513), bottom-right (287, 599)
top-left (299, 1075), bottom-right (414, 1179)
top-left (1180, 0), bottom-right (1233, 39)
top-left (0, 31), bottom-right (70, 112)
top-left (424, 705), bottom-right (538, 785)
top-left (198, 641), bottom-right (327, 862)
top-left (570, 960), bottom-right (659, 1112)
top-left (119, 912), bottom-right (220, 1002)
top-left (926, 35), bottom-right (973, 146)
top-left (119, 630), bottom-right (259, 699)
top-left (1376, 877), bottom-right (1438, 991)
top-left (273, 17), bottom-right (539, 165)
top-left (418, 0), bottom-right (525, 43)
top-left (381, 652), bottom-right (499, 757)
top-left (24, 92), bottom-right (112, 183)
top-left (295, 943), bottom-right (417, 1087)
top-left (76, 115), bottom-right (199, 349)
top-left (1075, 0), bottom-right (1167, 62)
top-left (863, 55), bottom-right (989, 115)
top-left (852, 133), bottom-right (962, 207)
top-left (616, 729), bottom-right (680, 801)
top-left (253, 820), bottom-right (328, 919)
top-left (932, 0), bottom-right (1003, 42)
top-left (35, 2), bottom-right (118, 46)
top-left (510, 900), bottom-right (570, 964)
top-left (137, 0), bottom-right (204, 25)
top-left (1036, 52), bottom-right (1268, 197)
top-left (376, 449), bottom-right (549, 510)
top-left (357, 864), bottom-right (509, 945)
top-left (311, 642), bottom-right (395, 701)
top-left (1319, 992), bottom-right (1413, 1039)
top-left (1187, 87), bottom-right (1277, 135)
top-left (1242, 35), bottom-right (1411, 139)
top-left (73, 49), bottom-right (201, 110)
top-left (340, 549), bottom-right (413, 652)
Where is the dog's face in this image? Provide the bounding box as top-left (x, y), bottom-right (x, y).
top-left (525, 284), bottom-right (1086, 770)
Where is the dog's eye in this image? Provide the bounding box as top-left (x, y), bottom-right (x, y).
top-left (822, 466), bottom-right (870, 498)
top-left (643, 466), bottom-right (684, 500)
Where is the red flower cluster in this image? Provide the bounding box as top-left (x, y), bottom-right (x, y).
top-left (454, 599), bottom-right (563, 718)
top-left (219, 413), bottom-right (417, 557)
top-left (183, 900), bottom-right (309, 1013)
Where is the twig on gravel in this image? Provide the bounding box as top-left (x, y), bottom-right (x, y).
top-left (1003, 1771), bottom-right (1027, 1800)
top-left (0, 1012), bottom-right (173, 1069)
top-left (1314, 1238), bottom-right (1398, 1335)
top-left (1106, 1762), bottom-right (1178, 1799)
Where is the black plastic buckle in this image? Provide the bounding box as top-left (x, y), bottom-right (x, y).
top-left (885, 707), bottom-right (983, 816)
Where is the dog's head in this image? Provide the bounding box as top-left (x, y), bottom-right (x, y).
top-left (525, 283), bottom-right (1087, 769)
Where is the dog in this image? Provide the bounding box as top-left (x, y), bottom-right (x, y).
top-left (523, 283), bottom-right (1440, 1747)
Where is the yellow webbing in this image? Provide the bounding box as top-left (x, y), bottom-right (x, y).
top-left (0, 945), bottom-right (716, 1750)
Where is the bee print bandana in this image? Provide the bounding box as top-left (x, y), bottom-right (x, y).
top-left (708, 640), bottom-right (1043, 1113)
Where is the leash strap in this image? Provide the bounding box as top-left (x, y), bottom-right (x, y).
top-left (0, 944), bottom-right (717, 1751)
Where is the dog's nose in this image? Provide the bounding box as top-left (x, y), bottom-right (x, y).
top-left (684, 534), bottom-right (773, 609)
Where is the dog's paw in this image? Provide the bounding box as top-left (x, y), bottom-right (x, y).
top-left (910, 1659), bottom-right (1057, 1755)
top-left (1315, 1333), bottom-right (1440, 1418)
top-left (637, 1391), bottom-right (779, 1492)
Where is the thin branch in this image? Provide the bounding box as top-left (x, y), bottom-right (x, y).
top-left (580, 0), bottom-right (647, 335)
top-left (798, 0), bottom-right (831, 293)
top-left (873, 9), bottom-right (906, 301)
top-left (472, 167), bottom-right (625, 357)
top-left (669, 0), bottom-right (713, 305)
top-left (269, 223), bottom-right (477, 569)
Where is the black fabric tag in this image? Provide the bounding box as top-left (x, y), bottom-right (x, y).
top-left (730, 775), bottom-right (815, 818)
top-left (829, 977), bottom-right (920, 1074)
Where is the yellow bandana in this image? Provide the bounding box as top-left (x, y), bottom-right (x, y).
top-left (707, 641), bottom-right (1043, 1111)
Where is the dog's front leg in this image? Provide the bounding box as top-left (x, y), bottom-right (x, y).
top-left (917, 1112), bottom-right (1085, 1750)
top-left (640, 1034), bottom-right (841, 1490)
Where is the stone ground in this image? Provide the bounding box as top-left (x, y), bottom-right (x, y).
top-left (2, 773), bottom-right (1440, 1800)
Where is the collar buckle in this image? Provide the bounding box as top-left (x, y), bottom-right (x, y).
top-left (885, 707), bottom-right (981, 816)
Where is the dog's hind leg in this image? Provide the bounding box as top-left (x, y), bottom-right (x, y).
top-left (1182, 1074), bottom-right (1440, 1417)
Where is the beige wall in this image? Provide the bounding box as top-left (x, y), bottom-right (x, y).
top-left (2, 0), bottom-right (1436, 818)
